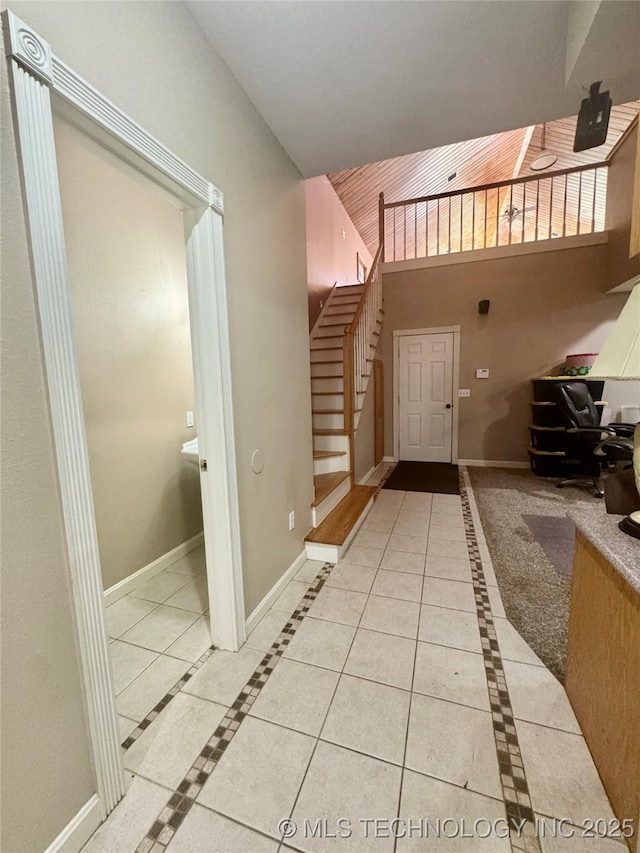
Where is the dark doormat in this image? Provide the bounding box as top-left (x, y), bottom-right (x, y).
top-left (522, 514), bottom-right (576, 578)
top-left (382, 461), bottom-right (460, 494)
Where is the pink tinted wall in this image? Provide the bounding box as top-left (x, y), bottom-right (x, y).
top-left (305, 176), bottom-right (372, 329)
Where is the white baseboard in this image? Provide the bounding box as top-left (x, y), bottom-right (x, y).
top-left (44, 794), bottom-right (102, 853)
top-left (103, 532), bottom-right (204, 606)
top-left (359, 464), bottom-right (377, 485)
top-left (245, 550), bottom-right (307, 636)
top-left (360, 459), bottom-right (397, 485)
top-left (382, 456), bottom-right (397, 463)
top-left (458, 459), bottom-right (529, 469)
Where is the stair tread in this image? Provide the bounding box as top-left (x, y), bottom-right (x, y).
top-left (312, 391), bottom-right (345, 396)
top-left (312, 471), bottom-right (350, 506)
top-left (313, 408), bottom-right (344, 414)
top-left (313, 428), bottom-right (348, 435)
top-left (313, 450), bottom-right (347, 459)
top-left (312, 373), bottom-right (344, 379)
top-left (306, 485), bottom-right (376, 545)
top-left (312, 358), bottom-right (344, 364)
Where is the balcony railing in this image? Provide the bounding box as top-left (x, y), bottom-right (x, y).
top-left (379, 162), bottom-right (609, 263)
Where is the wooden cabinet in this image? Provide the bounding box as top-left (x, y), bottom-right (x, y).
top-left (566, 532), bottom-right (640, 853)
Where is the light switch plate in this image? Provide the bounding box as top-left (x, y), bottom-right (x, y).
top-left (458, 389), bottom-right (471, 397)
top-left (288, 511), bottom-right (295, 531)
top-left (186, 411), bottom-right (195, 427)
top-left (476, 369), bottom-right (489, 379)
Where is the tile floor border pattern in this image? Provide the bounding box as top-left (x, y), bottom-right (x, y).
top-left (121, 647), bottom-right (216, 752)
top-left (459, 470), bottom-right (541, 853)
top-left (373, 462), bottom-right (396, 497)
top-left (135, 563), bottom-right (335, 852)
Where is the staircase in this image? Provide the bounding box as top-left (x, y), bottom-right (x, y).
top-left (305, 247), bottom-right (384, 562)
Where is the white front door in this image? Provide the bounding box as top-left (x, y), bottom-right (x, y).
top-left (398, 333), bottom-right (454, 462)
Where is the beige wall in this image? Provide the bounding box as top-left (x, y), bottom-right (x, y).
top-left (606, 124), bottom-right (640, 290)
top-left (306, 175), bottom-right (372, 328)
top-left (1, 2), bottom-right (311, 849)
top-left (54, 118), bottom-right (203, 591)
top-left (381, 244), bottom-right (627, 462)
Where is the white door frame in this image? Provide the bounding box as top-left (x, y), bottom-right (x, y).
top-left (393, 326), bottom-right (460, 463)
top-left (4, 10), bottom-right (245, 818)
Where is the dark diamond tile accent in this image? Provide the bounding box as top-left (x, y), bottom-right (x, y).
top-left (121, 646), bottom-right (216, 753)
top-left (458, 470), bottom-right (541, 853)
top-left (134, 561), bottom-right (335, 852)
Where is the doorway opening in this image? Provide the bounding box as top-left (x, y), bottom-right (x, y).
top-left (54, 116), bottom-right (214, 740)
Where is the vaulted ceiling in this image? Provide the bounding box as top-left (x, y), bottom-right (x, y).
top-left (329, 101), bottom-right (640, 253)
top-left (518, 101), bottom-right (640, 174)
top-left (188, 1), bottom-right (640, 176)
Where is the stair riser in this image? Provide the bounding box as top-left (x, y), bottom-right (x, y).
top-left (330, 298), bottom-right (360, 309)
top-left (313, 412), bottom-right (344, 430)
top-left (312, 337), bottom-right (345, 351)
top-left (312, 394), bottom-right (344, 410)
top-left (312, 476), bottom-right (351, 527)
top-left (311, 376), bottom-right (343, 393)
top-left (313, 455), bottom-right (349, 475)
top-left (334, 285), bottom-right (364, 295)
top-left (310, 362), bottom-right (343, 378)
top-left (310, 349), bottom-right (343, 364)
top-left (305, 494), bottom-right (374, 561)
top-left (320, 305), bottom-right (355, 318)
top-left (313, 434), bottom-right (350, 453)
top-left (316, 325), bottom-right (348, 338)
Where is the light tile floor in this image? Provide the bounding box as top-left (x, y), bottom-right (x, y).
top-left (105, 546), bottom-right (210, 737)
top-left (86, 486), bottom-right (624, 853)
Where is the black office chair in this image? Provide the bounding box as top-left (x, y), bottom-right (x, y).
top-left (552, 381), bottom-right (635, 498)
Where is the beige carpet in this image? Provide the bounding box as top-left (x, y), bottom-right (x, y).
top-left (467, 467), bottom-right (598, 681)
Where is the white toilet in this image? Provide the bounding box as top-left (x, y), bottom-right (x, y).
top-left (181, 436), bottom-right (199, 466)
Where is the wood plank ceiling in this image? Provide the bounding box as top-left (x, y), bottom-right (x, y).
top-left (329, 101), bottom-right (640, 254)
top-left (518, 101), bottom-right (640, 175)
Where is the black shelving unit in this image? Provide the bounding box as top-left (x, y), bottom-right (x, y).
top-left (528, 376), bottom-right (605, 477)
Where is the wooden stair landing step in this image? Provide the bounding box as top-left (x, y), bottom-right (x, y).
top-left (312, 471), bottom-right (350, 506)
top-left (306, 485), bottom-right (376, 545)
top-left (313, 450), bottom-right (347, 459)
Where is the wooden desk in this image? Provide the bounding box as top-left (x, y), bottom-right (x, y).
top-left (565, 519), bottom-right (640, 852)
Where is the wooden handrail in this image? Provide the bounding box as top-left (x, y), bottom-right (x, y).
top-left (383, 160), bottom-right (609, 210)
top-left (348, 243), bottom-right (384, 335)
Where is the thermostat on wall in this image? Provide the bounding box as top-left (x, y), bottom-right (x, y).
top-left (476, 369), bottom-right (489, 379)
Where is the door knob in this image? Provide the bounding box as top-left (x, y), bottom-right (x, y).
top-left (445, 403), bottom-right (452, 409)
